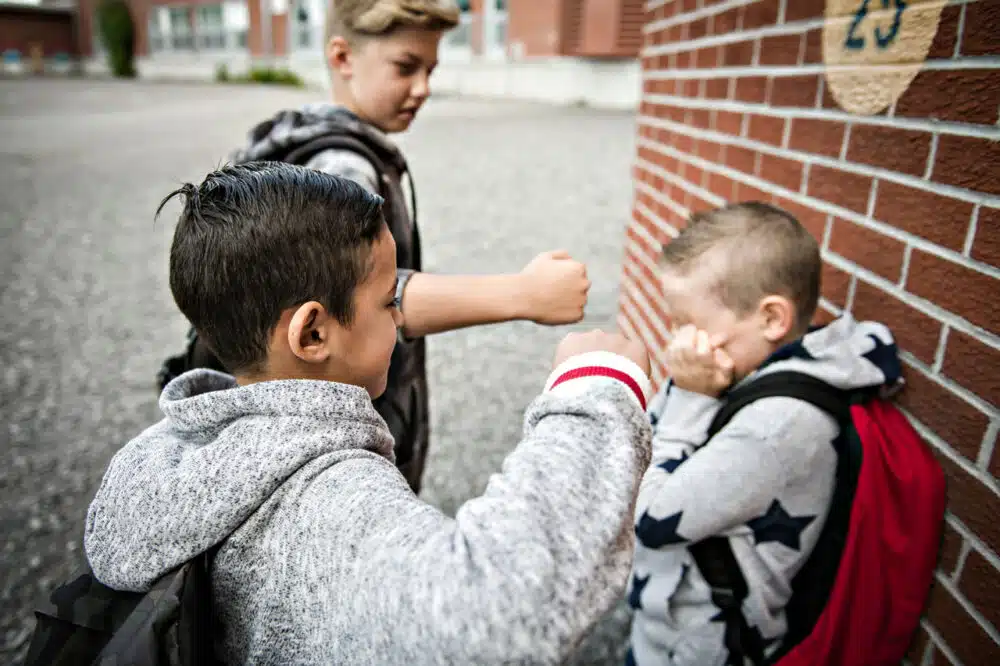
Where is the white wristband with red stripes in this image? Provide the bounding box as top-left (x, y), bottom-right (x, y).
top-left (544, 351), bottom-right (652, 411)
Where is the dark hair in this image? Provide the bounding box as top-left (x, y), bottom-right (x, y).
top-left (660, 201), bottom-right (821, 335)
top-left (159, 161), bottom-right (386, 375)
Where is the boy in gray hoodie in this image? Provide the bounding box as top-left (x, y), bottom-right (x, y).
top-left (626, 202), bottom-right (901, 666)
top-left (86, 162), bottom-right (655, 665)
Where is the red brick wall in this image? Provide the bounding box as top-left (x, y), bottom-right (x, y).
top-left (0, 6), bottom-right (78, 57)
top-left (621, 1), bottom-right (1000, 663)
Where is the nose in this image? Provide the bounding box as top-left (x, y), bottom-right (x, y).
top-left (411, 70), bottom-right (430, 100)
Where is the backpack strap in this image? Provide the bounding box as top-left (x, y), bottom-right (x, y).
top-left (282, 133), bottom-right (419, 229)
top-left (691, 371), bottom-right (852, 666)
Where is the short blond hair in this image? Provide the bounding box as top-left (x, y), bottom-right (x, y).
top-left (660, 202), bottom-right (821, 333)
top-left (326, 0), bottom-right (460, 45)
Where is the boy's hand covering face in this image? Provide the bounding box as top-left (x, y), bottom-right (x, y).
top-left (666, 325), bottom-right (735, 396)
top-left (517, 250), bottom-right (591, 325)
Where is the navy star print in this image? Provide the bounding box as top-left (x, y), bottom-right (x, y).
top-left (636, 510), bottom-right (688, 548)
top-left (657, 450), bottom-right (689, 474)
top-left (747, 500), bottom-right (816, 551)
top-left (628, 573), bottom-right (650, 610)
top-left (862, 333), bottom-right (901, 384)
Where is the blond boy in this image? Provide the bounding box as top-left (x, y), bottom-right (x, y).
top-left (626, 202), bottom-right (901, 666)
top-left (168, 0), bottom-right (591, 494)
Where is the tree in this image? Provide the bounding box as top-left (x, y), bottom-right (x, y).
top-left (96, 0), bottom-right (137, 78)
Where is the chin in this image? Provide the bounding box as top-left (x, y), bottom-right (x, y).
top-left (367, 378), bottom-right (389, 400)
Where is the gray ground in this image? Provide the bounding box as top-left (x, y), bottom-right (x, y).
top-left (0, 78), bottom-right (637, 665)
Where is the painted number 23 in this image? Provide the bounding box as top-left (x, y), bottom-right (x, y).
top-left (845, 0), bottom-right (907, 50)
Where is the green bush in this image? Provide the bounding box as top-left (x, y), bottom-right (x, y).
top-left (95, 0), bottom-right (136, 78)
top-left (215, 66), bottom-right (304, 87)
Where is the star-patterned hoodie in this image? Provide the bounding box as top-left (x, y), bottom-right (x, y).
top-left (626, 314), bottom-right (902, 666)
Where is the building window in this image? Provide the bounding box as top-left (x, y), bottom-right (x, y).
top-left (195, 5), bottom-right (226, 50)
top-left (168, 7), bottom-right (195, 50)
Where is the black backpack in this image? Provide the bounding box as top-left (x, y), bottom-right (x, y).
top-left (23, 548), bottom-right (220, 666)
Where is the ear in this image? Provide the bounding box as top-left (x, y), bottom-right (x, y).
top-left (758, 295), bottom-right (796, 342)
top-left (326, 36), bottom-right (354, 79)
top-left (287, 301), bottom-right (336, 364)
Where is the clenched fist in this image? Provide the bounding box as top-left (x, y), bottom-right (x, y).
top-left (666, 325), bottom-right (735, 396)
top-left (553, 329), bottom-right (651, 377)
top-left (516, 250), bottom-right (591, 325)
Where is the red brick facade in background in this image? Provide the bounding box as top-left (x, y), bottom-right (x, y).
top-left (0, 5), bottom-right (78, 59)
top-left (620, 1), bottom-right (1000, 663)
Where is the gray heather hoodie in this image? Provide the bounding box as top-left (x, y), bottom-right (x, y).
top-left (85, 354), bottom-right (653, 665)
top-left (627, 315), bottom-right (902, 666)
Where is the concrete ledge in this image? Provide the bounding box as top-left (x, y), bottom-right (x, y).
top-left (83, 54), bottom-right (640, 111)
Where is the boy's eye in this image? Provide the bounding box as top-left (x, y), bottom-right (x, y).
top-left (389, 296), bottom-right (402, 310)
top-left (395, 62), bottom-right (418, 76)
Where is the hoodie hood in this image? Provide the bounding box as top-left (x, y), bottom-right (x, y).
top-left (84, 369), bottom-right (394, 591)
top-left (229, 103), bottom-right (406, 173)
top-left (749, 313), bottom-right (902, 392)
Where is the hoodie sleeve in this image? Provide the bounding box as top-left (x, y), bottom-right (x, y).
top-left (303, 148), bottom-right (380, 194)
top-left (635, 390), bottom-right (839, 550)
top-left (297, 352), bottom-right (653, 665)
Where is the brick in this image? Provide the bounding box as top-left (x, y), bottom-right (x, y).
top-left (807, 165), bottom-right (873, 214)
top-left (705, 77), bottom-right (730, 100)
top-left (992, 431), bottom-right (1000, 478)
top-left (695, 47), bottom-right (721, 69)
top-left (802, 28), bottom-right (822, 64)
top-left (775, 197), bottom-right (829, 241)
top-left (727, 145), bottom-right (756, 174)
top-left (926, 581), bottom-right (1000, 665)
top-left (852, 280), bottom-right (942, 366)
top-left (714, 110), bottom-right (743, 136)
top-left (958, 549), bottom-right (1000, 633)
top-left (690, 109), bottom-right (711, 130)
top-left (938, 521), bottom-right (964, 578)
top-left (942, 330), bottom-right (1000, 408)
top-left (928, 5), bottom-right (962, 59)
top-left (734, 76), bottom-right (768, 104)
top-left (933, 135), bottom-right (1000, 197)
top-left (873, 181), bottom-right (973, 253)
top-left (896, 70), bottom-right (1000, 126)
top-left (676, 49), bottom-right (693, 68)
top-left (788, 118), bottom-right (846, 158)
top-left (713, 7), bottom-right (740, 35)
top-left (785, 0), bottom-right (824, 23)
top-left (962, 1), bottom-right (1000, 56)
top-left (759, 33), bottom-right (802, 66)
top-left (907, 250), bottom-right (1000, 335)
top-left (821, 262), bottom-right (851, 309)
top-left (847, 125), bottom-right (932, 178)
top-left (747, 114), bottom-right (786, 147)
top-left (688, 17), bottom-right (708, 40)
top-left (770, 75), bottom-right (819, 108)
top-left (741, 0), bottom-right (780, 29)
top-left (757, 153), bottom-right (802, 192)
top-left (972, 207), bottom-right (1000, 268)
top-left (721, 39), bottom-right (755, 67)
top-left (708, 172), bottom-right (732, 200)
top-left (829, 218), bottom-right (906, 282)
top-left (813, 306), bottom-right (838, 326)
top-left (926, 437), bottom-right (1000, 555)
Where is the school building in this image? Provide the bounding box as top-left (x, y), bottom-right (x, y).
top-left (14, 0), bottom-right (644, 108)
top-left (620, 2), bottom-right (1000, 663)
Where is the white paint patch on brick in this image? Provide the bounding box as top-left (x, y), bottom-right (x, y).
top-left (932, 325), bottom-right (950, 374)
top-left (924, 133), bottom-right (940, 180)
top-left (635, 123), bottom-right (1000, 277)
top-left (963, 204), bottom-right (980, 257)
top-left (977, 420), bottom-right (999, 471)
top-left (840, 122), bottom-right (853, 161)
top-left (845, 274), bottom-right (858, 312)
top-left (954, 1), bottom-right (968, 58)
top-left (899, 245), bottom-right (912, 289)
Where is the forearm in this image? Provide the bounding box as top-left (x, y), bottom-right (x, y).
top-left (399, 271), bottom-right (527, 338)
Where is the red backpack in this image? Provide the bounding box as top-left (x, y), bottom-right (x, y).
top-left (689, 370), bottom-right (947, 666)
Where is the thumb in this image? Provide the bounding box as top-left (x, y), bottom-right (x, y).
top-left (544, 249), bottom-right (571, 260)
